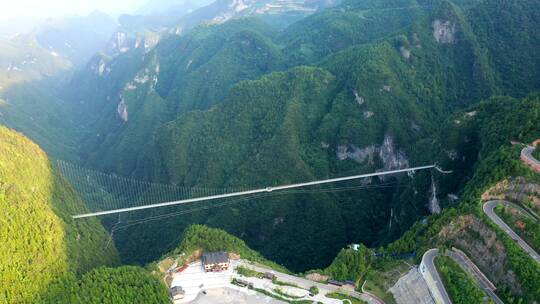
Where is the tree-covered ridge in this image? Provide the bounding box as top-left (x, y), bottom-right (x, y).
top-left (110, 0), bottom-right (540, 270)
top-left (127, 66), bottom-right (395, 271)
top-left (0, 34), bottom-right (71, 90)
top-left (1, 0), bottom-right (539, 295)
top-left (42, 266), bottom-right (170, 304)
top-left (322, 245), bottom-right (373, 282)
top-left (495, 205), bottom-right (540, 254)
top-left (172, 225), bottom-right (288, 272)
top-left (435, 255), bottom-right (491, 304)
top-left (70, 18), bottom-right (288, 176)
top-left (434, 94), bottom-right (540, 197)
top-left (384, 94), bottom-right (540, 302)
top-left (66, 1), bottom-right (453, 177)
top-left (467, 0), bottom-right (540, 97)
top-left (0, 126), bottom-right (119, 303)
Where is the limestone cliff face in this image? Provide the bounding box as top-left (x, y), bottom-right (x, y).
top-left (105, 31), bottom-right (160, 57)
top-left (429, 176), bottom-right (441, 214)
top-left (89, 56), bottom-right (111, 77)
top-left (117, 96), bottom-right (128, 122)
top-left (433, 19), bottom-right (456, 44)
top-left (337, 135), bottom-right (409, 171)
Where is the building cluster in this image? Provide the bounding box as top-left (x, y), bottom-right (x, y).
top-left (202, 251), bottom-right (230, 272)
top-left (169, 251), bottom-right (232, 303)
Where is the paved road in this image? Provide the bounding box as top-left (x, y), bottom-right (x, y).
top-left (483, 200), bottom-right (540, 263)
top-left (446, 250), bottom-right (503, 304)
top-left (521, 146), bottom-right (540, 169)
top-left (421, 249), bottom-right (452, 304)
top-left (239, 261), bottom-right (385, 304)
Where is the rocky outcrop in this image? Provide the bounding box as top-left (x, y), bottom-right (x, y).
top-left (446, 150), bottom-right (458, 161)
top-left (106, 31), bottom-right (160, 57)
top-left (110, 32), bottom-right (129, 54)
top-left (353, 90), bottom-right (365, 105)
top-left (337, 144), bottom-right (377, 163)
top-left (433, 20), bottom-right (456, 44)
top-left (89, 56), bottom-right (111, 77)
top-left (117, 96), bottom-right (128, 122)
top-left (337, 135), bottom-right (409, 171)
top-left (438, 214), bottom-right (522, 294)
top-left (399, 46), bottom-right (411, 59)
top-left (363, 111), bottom-right (374, 119)
top-left (482, 178), bottom-right (540, 210)
top-left (379, 135), bottom-right (409, 171)
top-left (429, 176), bottom-right (441, 214)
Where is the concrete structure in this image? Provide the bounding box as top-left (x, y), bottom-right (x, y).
top-left (419, 249), bottom-right (451, 304)
top-left (171, 260), bottom-right (356, 304)
top-left (521, 146), bottom-right (540, 173)
top-left (202, 251), bottom-right (230, 272)
top-left (349, 244), bottom-right (361, 251)
top-left (190, 287), bottom-right (284, 304)
top-left (73, 165), bottom-right (438, 218)
top-left (170, 260), bottom-right (235, 303)
top-left (263, 272), bottom-right (275, 280)
top-left (390, 267), bottom-right (435, 304)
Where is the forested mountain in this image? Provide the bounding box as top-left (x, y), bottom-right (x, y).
top-left (135, 0), bottom-right (213, 16)
top-left (174, 0), bottom-right (340, 31)
top-left (0, 34), bottom-right (71, 90)
top-left (0, 126), bottom-right (173, 304)
top-left (0, 126), bottom-right (119, 303)
top-left (51, 0), bottom-right (540, 271)
top-left (35, 11), bottom-right (118, 66)
top-left (1, 0), bottom-right (540, 302)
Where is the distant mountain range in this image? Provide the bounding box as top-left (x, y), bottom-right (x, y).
top-left (35, 11), bottom-right (118, 66)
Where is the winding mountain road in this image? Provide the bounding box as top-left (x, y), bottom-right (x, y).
top-left (420, 249), bottom-right (452, 304)
top-left (521, 145), bottom-right (540, 173)
top-left (446, 250), bottom-right (503, 304)
top-left (483, 200), bottom-right (540, 263)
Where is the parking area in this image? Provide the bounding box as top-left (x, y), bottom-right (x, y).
top-left (170, 261), bottom-right (235, 303)
top-left (191, 287), bottom-right (285, 304)
top-left (389, 267), bottom-right (435, 304)
top-left (170, 260), bottom-right (343, 304)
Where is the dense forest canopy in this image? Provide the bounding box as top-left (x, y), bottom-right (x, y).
top-left (1, 0), bottom-right (540, 302)
top-left (0, 126), bottom-right (119, 303)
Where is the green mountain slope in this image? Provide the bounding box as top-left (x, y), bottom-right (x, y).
top-left (0, 81), bottom-right (80, 161)
top-left (467, 0), bottom-right (540, 97)
top-left (0, 34), bottom-right (71, 90)
top-left (0, 126), bottom-right (119, 303)
top-left (387, 94), bottom-right (540, 302)
top-left (279, 0), bottom-right (433, 64)
top-left (42, 266), bottom-right (170, 304)
top-left (1, 0), bottom-right (539, 289)
top-left (69, 1), bottom-right (440, 176)
top-left (172, 225), bottom-right (289, 271)
top-left (63, 0), bottom-right (540, 272)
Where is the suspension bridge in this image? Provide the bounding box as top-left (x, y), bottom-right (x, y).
top-left (61, 163), bottom-right (449, 219)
